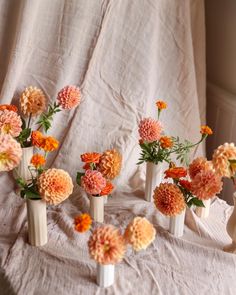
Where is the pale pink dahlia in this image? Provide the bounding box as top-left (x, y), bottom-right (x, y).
top-left (0, 134), bottom-right (22, 171)
top-left (191, 170), bottom-right (223, 200)
top-left (138, 118), bottom-right (163, 142)
top-left (189, 157), bottom-right (213, 179)
top-left (38, 168), bottom-right (74, 205)
top-left (81, 169), bottom-right (106, 195)
top-left (0, 110), bottom-right (22, 137)
top-left (212, 143), bottom-right (236, 178)
top-left (57, 85), bottom-right (81, 109)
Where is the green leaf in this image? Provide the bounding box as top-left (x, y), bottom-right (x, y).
top-left (76, 172), bottom-right (85, 186)
top-left (191, 197), bottom-right (205, 208)
top-left (23, 189), bottom-right (41, 199)
top-left (16, 178), bottom-right (27, 188)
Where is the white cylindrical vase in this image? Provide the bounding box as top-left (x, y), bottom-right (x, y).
top-left (103, 196), bottom-right (108, 204)
top-left (14, 146), bottom-right (34, 182)
top-left (223, 192), bottom-right (236, 253)
top-left (145, 162), bottom-right (162, 202)
top-left (90, 196), bottom-right (104, 222)
top-left (169, 208), bottom-right (186, 237)
top-left (97, 264), bottom-right (115, 287)
top-left (195, 199), bottom-right (211, 218)
top-left (26, 198), bottom-right (48, 246)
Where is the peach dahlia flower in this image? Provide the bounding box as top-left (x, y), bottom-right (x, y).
top-left (57, 85), bottom-right (81, 109)
top-left (0, 110), bottom-right (22, 137)
top-left (138, 118), bottom-right (163, 142)
top-left (88, 225), bottom-right (126, 265)
top-left (98, 149), bottom-right (122, 180)
top-left (189, 157), bottom-right (213, 180)
top-left (81, 169), bottom-right (106, 195)
top-left (124, 217), bottom-right (156, 251)
top-left (38, 168), bottom-right (73, 205)
top-left (0, 134), bottom-right (22, 171)
top-left (20, 86), bottom-right (46, 116)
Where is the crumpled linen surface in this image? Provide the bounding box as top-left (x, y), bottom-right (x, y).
top-left (1, 0), bottom-right (232, 294)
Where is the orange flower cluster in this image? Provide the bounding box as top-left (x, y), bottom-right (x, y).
top-left (0, 104), bottom-right (18, 112)
top-left (30, 154), bottom-right (46, 168)
top-left (100, 182), bottom-right (113, 196)
top-left (74, 213), bottom-right (92, 233)
top-left (200, 125), bottom-right (213, 135)
top-left (81, 152), bottom-right (101, 164)
top-left (160, 136), bottom-right (173, 149)
top-left (31, 131), bottom-right (59, 152)
top-left (156, 100), bottom-right (167, 110)
top-left (164, 167), bottom-right (187, 179)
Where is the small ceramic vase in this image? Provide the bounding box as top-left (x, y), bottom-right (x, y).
top-left (145, 162), bottom-right (162, 202)
top-left (223, 192), bottom-right (236, 253)
top-left (97, 264), bottom-right (115, 287)
top-left (14, 146), bottom-right (34, 182)
top-left (89, 195), bottom-right (104, 222)
top-left (169, 208), bottom-right (186, 237)
top-left (195, 199), bottom-right (211, 218)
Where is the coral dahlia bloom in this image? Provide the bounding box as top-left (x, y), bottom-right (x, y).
top-left (31, 131), bottom-right (44, 148)
top-left (153, 183), bottom-right (186, 216)
top-left (164, 167), bottom-right (187, 179)
top-left (81, 169), bottom-right (106, 195)
top-left (30, 154), bottom-right (46, 168)
top-left (212, 143), bottom-right (236, 178)
top-left (81, 152), bottom-right (101, 164)
top-left (200, 125), bottom-right (213, 135)
top-left (38, 168), bottom-right (73, 205)
top-left (0, 134), bottom-right (22, 171)
top-left (191, 170), bottom-right (223, 200)
top-left (0, 104), bottom-right (18, 112)
top-left (160, 136), bottom-right (173, 149)
top-left (124, 217), bottom-right (156, 251)
top-left (100, 182), bottom-right (114, 196)
top-left (98, 149), bottom-right (122, 180)
top-left (20, 86), bottom-right (46, 116)
top-left (74, 213), bottom-right (92, 233)
top-left (0, 110), bottom-right (22, 137)
top-left (189, 157), bottom-right (213, 179)
top-left (41, 136), bottom-right (59, 152)
top-left (138, 118), bottom-right (163, 142)
top-left (57, 85), bottom-right (81, 109)
top-left (156, 100), bottom-right (167, 110)
top-left (88, 225), bottom-right (126, 265)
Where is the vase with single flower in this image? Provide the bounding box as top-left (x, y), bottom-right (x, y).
top-left (89, 195), bottom-right (104, 223)
top-left (97, 263), bottom-right (115, 287)
top-left (145, 162), bottom-right (163, 202)
top-left (223, 192), bottom-right (236, 253)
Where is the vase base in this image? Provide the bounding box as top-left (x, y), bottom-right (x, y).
top-left (223, 242), bottom-right (236, 253)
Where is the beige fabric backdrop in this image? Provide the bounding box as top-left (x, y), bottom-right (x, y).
top-left (1, 1), bottom-right (230, 295)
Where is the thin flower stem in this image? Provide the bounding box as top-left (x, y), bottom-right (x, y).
top-left (27, 113), bottom-right (32, 129)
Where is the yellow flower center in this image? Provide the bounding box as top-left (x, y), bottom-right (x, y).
top-left (0, 152), bottom-right (8, 162)
top-left (2, 124), bottom-right (11, 134)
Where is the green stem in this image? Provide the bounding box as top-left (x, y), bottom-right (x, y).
top-left (27, 113), bottom-right (32, 129)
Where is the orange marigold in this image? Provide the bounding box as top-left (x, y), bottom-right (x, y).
top-left (31, 131), bottom-right (44, 148)
top-left (156, 100), bottom-right (167, 110)
top-left (200, 125), bottom-right (213, 135)
top-left (74, 213), bottom-right (92, 233)
top-left (160, 136), bottom-right (173, 149)
top-left (164, 167), bottom-right (187, 179)
top-left (30, 154), bottom-right (46, 168)
top-left (41, 136), bottom-right (59, 152)
top-left (179, 179), bottom-right (191, 191)
top-left (81, 152), bottom-right (101, 164)
top-left (100, 182), bottom-right (114, 196)
top-left (0, 104), bottom-right (18, 112)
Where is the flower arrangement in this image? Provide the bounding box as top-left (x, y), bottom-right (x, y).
top-left (76, 150), bottom-right (121, 198)
top-left (0, 85), bottom-right (81, 148)
top-left (137, 100), bottom-right (212, 166)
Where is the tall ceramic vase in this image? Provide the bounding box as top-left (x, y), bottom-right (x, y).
top-left (26, 198), bottom-right (48, 246)
top-left (145, 162), bottom-right (162, 202)
top-left (195, 199), bottom-right (211, 218)
top-left (89, 196), bottom-right (104, 222)
top-left (169, 208), bottom-right (186, 237)
top-left (14, 146), bottom-right (34, 182)
top-left (223, 192), bottom-right (236, 253)
top-left (97, 264), bottom-right (115, 287)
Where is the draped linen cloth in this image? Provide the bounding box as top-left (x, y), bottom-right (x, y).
top-left (1, 1), bottom-right (232, 295)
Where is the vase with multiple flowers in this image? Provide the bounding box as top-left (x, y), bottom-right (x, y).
top-left (76, 150), bottom-right (122, 222)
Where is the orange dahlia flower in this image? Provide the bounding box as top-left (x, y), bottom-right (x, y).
top-left (156, 100), bottom-right (167, 110)
top-left (189, 157), bottom-right (213, 179)
top-left (31, 131), bottom-right (44, 148)
top-left (124, 217), bottom-right (156, 251)
top-left (20, 86), bottom-right (46, 116)
top-left (88, 225), bottom-right (126, 265)
top-left (0, 104), bottom-right (18, 112)
top-left (74, 213), bottom-right (92, 233)
top-left (100, 182), bottom-right (114, 196)
top-left (153, 183), bottom-right (186, 216)
top-left (160, 136), bottom-right (173, 149)
top-left (200, 125), bottom-right (213, 135)
top-left (57, 85), bottom-right (81, 109)
top-left (41, 136), bottom-right (59, 152)
top-left (30, 154), bottom-right (46, 168)
top-left (164, 167), bottom-right (187, 179)
top-left (81, 152), bottom-right (101, 164)
top-left (98, 149), bottom-right (122, 180)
